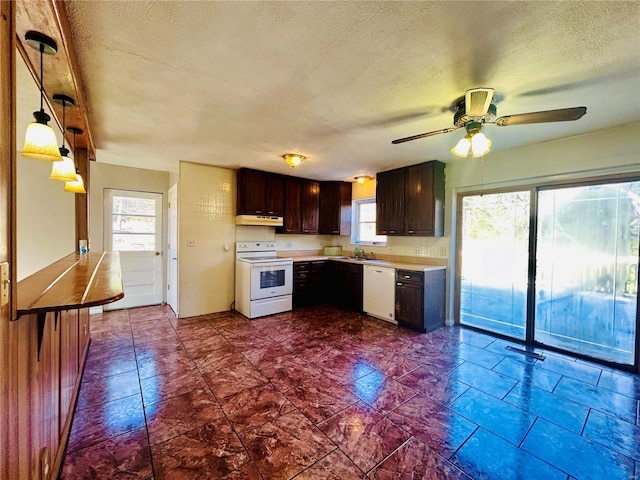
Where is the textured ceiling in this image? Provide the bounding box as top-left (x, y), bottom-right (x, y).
top-left (63, 1), bottom-right (640, 181)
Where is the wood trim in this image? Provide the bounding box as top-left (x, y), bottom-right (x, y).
top-left (0, 3), bottom-right (18, 479)
top-left (15, 0), bottom-right (95, 159)
top-left (74, 147), bottom-right (88, 245)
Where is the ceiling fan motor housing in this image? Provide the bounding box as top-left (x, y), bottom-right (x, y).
top-left (454, 102), bottom-right (496, 127)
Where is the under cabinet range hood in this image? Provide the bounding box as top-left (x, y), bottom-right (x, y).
top-left (235, 215), bottom-right (284, 227)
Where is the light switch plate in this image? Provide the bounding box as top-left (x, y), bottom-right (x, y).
top-left (0, 262), bottom-right (9, 307)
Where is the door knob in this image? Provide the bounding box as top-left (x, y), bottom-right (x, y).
top-left (155, 252), bottom-right (160, 256)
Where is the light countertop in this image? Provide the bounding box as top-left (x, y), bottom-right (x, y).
top-left (284, 255), bottom-right (446, 272)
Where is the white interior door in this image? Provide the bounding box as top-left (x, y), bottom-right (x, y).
top-left (167, 184), bottom-right (178, 314)
top-left (104, 189), bottom-right (163, 310)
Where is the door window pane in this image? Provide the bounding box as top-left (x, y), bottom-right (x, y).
top-left (535, 182), bottom-right (639, 364)
top-left (112, 196), bottom-right (157, 251)
top-left (459, 192), bottom-right (531, 339)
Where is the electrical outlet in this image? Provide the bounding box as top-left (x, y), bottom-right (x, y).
top-left (187, 240), bottom-right (196, 247)
top-left (439, 247), bottom-right (447, 257)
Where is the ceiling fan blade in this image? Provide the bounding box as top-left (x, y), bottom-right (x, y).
top-left (495, 107), bottom-right (587, 127)
top-left (391, 127), bottom-right (459, 144)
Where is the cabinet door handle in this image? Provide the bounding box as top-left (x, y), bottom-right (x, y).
top-left (268, 211), bottom-right (274, 214)
top-left (256, 210), bottom-right (262, 214)
top-left (408, 230), bottom-right (414, 234)
top-left (404, 275), bottom-right (411, 279)
top-left (396, 282), bottom-right (403, 286)
top-left (389, 230), bottom-right (395, 234)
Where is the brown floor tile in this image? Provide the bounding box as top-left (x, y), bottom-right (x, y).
top-left (137, 350), bottom-right (196, 380)
top-left (82, 352), bottom-right (138, 383)
top-left (346, 371), bottom-right (417, 414)
top-left (369, 437), bottom-right (472, 480)
top-left (258, 356), bottom-right (326, 393)
top-left (182, 334), bottom-right (235, 360)
top-left (61, 427), bottom-right (152, 479)
top-left (386, 394), bottom-right (477, 458)
top-left (285, 375), bottom-right (360, 424)
top-left (152, 417), bottom-right (250, 479)
top-left (398, 365), bottom-right (470, 405)
top-left (139, 366), bottom-right (207, 406)
top-left (318, 401), bottom-right (410, 473)
top-left (202, 360), bottom-right (269, 399)
top-left (242, 410), bottom-right (336, 479)
top-left (294, 449), bottom-right (365, 479)
top-left (145, 388), bottom-right (224, 445)
top-left (76, 369), bottom-right (141, 411)
top-left (67, 394), bottom-right (145, 453)
top-left (221, 382), bottom-right (297, 434)
top-left (314, 352), bottom-right (376, 385)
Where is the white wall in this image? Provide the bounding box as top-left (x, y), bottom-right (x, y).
top-left (89, 162), bottom-right (169, 252)
top-left (16, 56), bottom-right (75, 280)
top-left (178, 162), bottom-right (236, 317)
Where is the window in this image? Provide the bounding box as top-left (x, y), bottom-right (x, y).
top-left (352, 198), bottom-right (387, 245)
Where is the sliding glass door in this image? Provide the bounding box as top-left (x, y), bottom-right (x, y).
top-left (457, 178), bottom-right (639, 367)
top-left (459, 191), bottom-right (531, 339)
top-left (535, 182), bottom-right (639, 365)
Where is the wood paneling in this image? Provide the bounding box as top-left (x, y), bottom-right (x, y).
top-left (74, 148), bottom-right (89, 247)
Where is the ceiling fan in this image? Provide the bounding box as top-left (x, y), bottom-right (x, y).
top-left (391, 87), bottom-right (587, 157)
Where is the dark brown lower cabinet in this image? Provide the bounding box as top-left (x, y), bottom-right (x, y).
top-left (330, 261), bottom-right (363, 312)
top-left (395, 268), bottom-right (445, 332)
top-left (293, 261), bottom-right (328, 308)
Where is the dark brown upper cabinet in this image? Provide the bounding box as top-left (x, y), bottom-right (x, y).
top-left (319, 181), bottom-right (352, 235)
top-left (376, 160), bottom-right (445, 237)
top-left (376, 167), bottom-right (405, 235)
top-left (301, 180), bottom-right (320, 234)
top-left (283, 177), bottom-right (302, 233)
top-left (237, 168), bottom-right (284, 216)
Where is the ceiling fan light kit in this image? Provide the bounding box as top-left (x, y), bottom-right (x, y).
top-left (21, 31), bottom-right (63, 162)
top-left (283, 153), bottom-right (304, 167)
top-left (392, 87), bottom-right (587, 157)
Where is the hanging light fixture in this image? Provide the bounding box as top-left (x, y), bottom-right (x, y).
top-left (451, 121), bottom-right (492, 158)
top-left (49, 94), bottom-right (77, 181)
top-left (21, 31), bottom-right (62, 161)
top-left (64, 127), bottom-right (86, 194)
top-left (283, 153), bottom-right (304, 167)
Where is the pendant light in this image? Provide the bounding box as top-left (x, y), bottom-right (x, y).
top-left (64, 127), bottom-right (86, 194)
top-left (21, 31), bottom-right (62, 161)
top-left (49, 94), bottom-right (77, 181)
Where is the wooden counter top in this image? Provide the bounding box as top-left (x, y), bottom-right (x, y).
top-left (17, 251), bottom-right (124, 316)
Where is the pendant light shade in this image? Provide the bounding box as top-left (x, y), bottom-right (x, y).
top-left (50, 147), bottom-right (77, 181)
top-left (64, 127), bottom-right (86, 193)
top-left (50, 94), bottom-right (77, 181)
top-left (21, 31), bottom-right (62, 162)
top-left (64, 171), bottom-right (86, 194)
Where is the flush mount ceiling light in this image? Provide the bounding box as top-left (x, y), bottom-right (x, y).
top-left (21, 31), bottom-right (62, 162)
top-left (283, 154), bottom-right (304, 167)
top-left (451, 121), bottom-right (492, 158)
top-left (64, 127), bottom-right (86, 194)
top-left (49, 94), bottom-right (77, 181)
top-left (354, 175), bottom-right (372, 184)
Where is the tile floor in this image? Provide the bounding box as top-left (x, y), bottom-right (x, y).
top-left (61, 304), bottom-right (640, 479)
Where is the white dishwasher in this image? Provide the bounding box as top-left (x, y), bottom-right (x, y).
top-left (363, 265), bottom-right (396, 324)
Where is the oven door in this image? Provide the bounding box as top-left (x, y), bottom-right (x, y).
top-left (250, 263), bottom-right (293, 300)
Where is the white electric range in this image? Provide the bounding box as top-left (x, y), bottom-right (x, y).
top-left (235, 241), bottom-right (293, 319)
